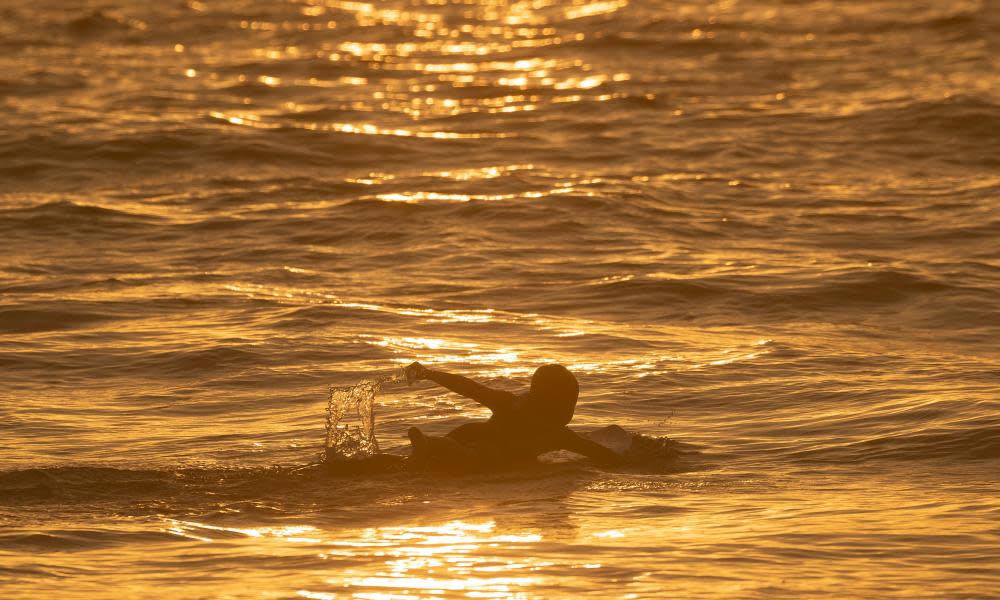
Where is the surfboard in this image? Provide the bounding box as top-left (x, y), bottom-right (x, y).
top-left (322, 425), bottom-right (635, 474)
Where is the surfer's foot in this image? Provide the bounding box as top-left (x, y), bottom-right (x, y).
top-left (407, 427), bottom-right (430, 462)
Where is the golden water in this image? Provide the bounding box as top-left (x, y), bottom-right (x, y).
top-left (1, 0), bottom-right (998, 597)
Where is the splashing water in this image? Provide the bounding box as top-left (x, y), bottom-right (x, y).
top-left (324, 367), bottom-right (410, 462)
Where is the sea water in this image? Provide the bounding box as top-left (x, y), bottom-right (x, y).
top-left (1, 0), bottom-right (998, 598)
top-left (324, 372), bottom-right (398, 461)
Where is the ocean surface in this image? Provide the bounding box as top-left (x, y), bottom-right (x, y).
top-left (1, 0), bottom-right (998, 597)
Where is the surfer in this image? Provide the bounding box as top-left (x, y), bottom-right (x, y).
top-left (403, 362), bottom-right (624, 470)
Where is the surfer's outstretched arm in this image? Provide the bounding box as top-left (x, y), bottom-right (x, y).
top-left (406, 362), bottom-right (516, 413)
top-left (559, 428), bottom-right (625, 466)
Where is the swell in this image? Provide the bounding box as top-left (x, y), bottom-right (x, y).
top-left (0, 307), bottom-right (117, 334)
top-left (63, 9), bottom-right (145, 38)
top-left (0, 128), bottom-right (430, 181)
top-left (0, 528), bottom-right (179, 552)
top-left (626, 4), bottom-right (990, 35)
top-left (0, 200), bottom-right (161, 236)
top-left (0, 465), bottom-right (308, 505)
top-left (553, 268), bottom-right (999, 324)
top-left (788, 424), bottom-right (1000, 464)
top-left (827, 96), bottom-right (1000, 165)
top-left (3, 96), bottom-right (994, 190)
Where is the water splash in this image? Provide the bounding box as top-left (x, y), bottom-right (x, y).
top-left (323, 367), bottom-right (410, 462)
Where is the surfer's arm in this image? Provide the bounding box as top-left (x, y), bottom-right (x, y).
top-left (409, 363), bottom-right (516, 413)
top-left (559, 428), bottom-right (625, 466)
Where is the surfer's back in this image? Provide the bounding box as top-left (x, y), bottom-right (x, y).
top-left (448, 409), bottom-right (574, 465)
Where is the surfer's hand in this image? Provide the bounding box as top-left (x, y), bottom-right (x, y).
top-left (404, 361), bottom-right (430, 383)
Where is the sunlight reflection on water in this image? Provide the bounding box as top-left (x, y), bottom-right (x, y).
top-left (305, 520), bottom-right (544, 599)
top-left (191, 0), bottom-right (634, 148)
top-left (166, 518), bottom-right (549, 597)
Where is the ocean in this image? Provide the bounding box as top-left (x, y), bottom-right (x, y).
top-left (1, 0), bottom-right (998, 597)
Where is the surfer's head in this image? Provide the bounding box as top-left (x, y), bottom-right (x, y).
top-left (528, 364), bottom-right (579, 425)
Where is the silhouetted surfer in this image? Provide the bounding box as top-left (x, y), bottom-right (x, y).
top-left (403, 362), bottom-right (624, 470)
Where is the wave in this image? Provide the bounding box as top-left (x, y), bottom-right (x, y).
top-left (840, 96), bottom-right (1000, 161)
top-left (0, 69), bottom-right (87, 97)
top-left (140, 346), bottom-right (263, 376)
top-left (0, 200), bottom-right (159, 234)
top-left (789, 424), bottom-right (1000, 464)
top-left (64, 10), bottom-right (144, 38)
top-left (0, 467), bottom-right (173, 503)
top-left (0, 307), bottom-right (117, 334)
top-left (560, 268), bottom-right (992, 321)
top-left (0, 465), bottom-right (308, 506)
top-left (822, 8), bottom-right (986, 35)
top-left (0, 528), bottom-right (179, 552)
top-left (0, 126), bottom-right (447, 180)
